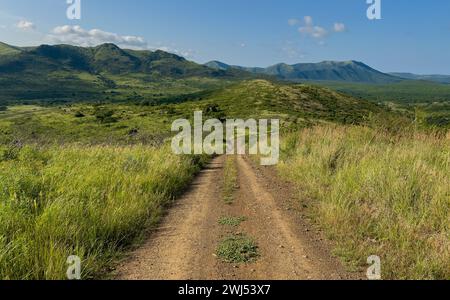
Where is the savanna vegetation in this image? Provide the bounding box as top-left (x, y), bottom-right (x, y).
top-left (0, 80), bottom-right (392, 146)
top-left (309, 80), bottom-right (450, 128)
top-left (0, 41), bottom-right (448, 281)
top-left (310, 80), bottom-right (450, 105)
top-left (0, 144), bottom-right (207, 279)
top-left (279, 125), bottom-right (449, 279)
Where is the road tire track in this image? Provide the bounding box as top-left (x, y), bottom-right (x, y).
top-left (114, 155), bottom-right (357, 280)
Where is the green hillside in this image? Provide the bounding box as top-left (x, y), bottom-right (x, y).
top-left (183, 80), bottom-right (388, 124)
top-left (0, 42), bottom-right (22, 55)
top-left (0, 79), bottom-right (396, 145)
top-left (0, 42), bottom-right (252, 105)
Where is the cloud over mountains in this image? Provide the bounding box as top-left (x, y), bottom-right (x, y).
top-left (16, 20), bottom-right (35, 31)
top-left (46, 25), bottom-right (148, 49)
top-left (43, 25), bottom-right (194, 58)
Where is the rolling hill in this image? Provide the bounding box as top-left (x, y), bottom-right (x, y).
top-left (0, 79), bottom-right (394, 145)
top-left (205, 60), bottom-right (400, 83)
top-left (0, 42), bottom-right (253, 104)
top-left (0, 42), bottom-right (22, 55)
top-left (189, 79), bottom-right (389, 125)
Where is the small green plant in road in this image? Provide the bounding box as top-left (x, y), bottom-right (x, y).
top-left (218, 216), bottom-right (247, 227)
top-left (216, 234), bottom-right (259, 263)
top-left (222, 156), bottom-right (239, 204)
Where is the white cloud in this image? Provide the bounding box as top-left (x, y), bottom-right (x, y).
top-left (293, 16), bottom-right (346, 44)
top-left (44, 25), bottom-right (196, 58)
top-left (288, 18), bottom-right (299, 26)
top-left (46, 25), bottom-right (147, 49)
top-left (16, 20), bottom-right (35, 31)
top-left (148, 43), bottom-right (195, 58)
top-left (180, 49), bottom-right (196, 58)
top-left (298, 16), bottom-right (328, 39)
top-left (334, 23), bottom-right (346, 32)
top-left (304, 16), bottom-right (313, 27)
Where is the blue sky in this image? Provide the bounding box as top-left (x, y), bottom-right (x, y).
top-left (0, 0), bottom-right (449, 74)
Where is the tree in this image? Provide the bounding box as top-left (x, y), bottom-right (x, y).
top-left (74, 111), bottom-right (85, 118)
top-left (203, 103), bottom-right (226, 122)
top-left (94, 108), bottom-right (117, 124)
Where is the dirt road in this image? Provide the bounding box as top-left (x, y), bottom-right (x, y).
top-left (115, 156), bottom-right (357, 280)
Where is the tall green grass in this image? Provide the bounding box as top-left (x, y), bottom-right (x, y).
top-left (279, 126), bottom-right (449, 279)
top-left (0, 144), bottom-right (207, 279)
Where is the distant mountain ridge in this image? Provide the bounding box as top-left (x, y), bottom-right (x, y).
top-left (0, 42), bottom-right (247, 78)
top-left (0, 42), bottom-right (255, 104)
top-left (389, 72), bottom-right (450, 84)
top-left (2, 41), bottom-right (448, 106)
top-left (205, 60), bottom-right (401, 83)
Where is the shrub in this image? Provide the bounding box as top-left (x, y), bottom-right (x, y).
top-left (74, 111), bottom-right (85, 118)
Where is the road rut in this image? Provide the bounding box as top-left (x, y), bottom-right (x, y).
top-left (115, 156), bottom-right (356, 280)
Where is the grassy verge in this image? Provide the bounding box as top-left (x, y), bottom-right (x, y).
top-left (279, 125), bottom-right (449, 279)
top-left (222, 156), bottom-right (239, 204)
top-left (0, 144), bottom-right (207, 279)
